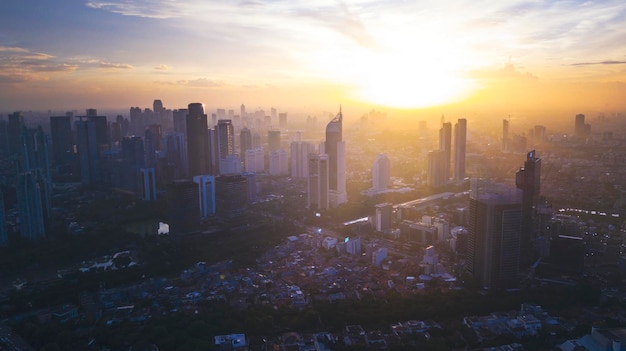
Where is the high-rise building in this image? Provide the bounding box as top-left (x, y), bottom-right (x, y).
top-left (75, 117), bottom-right (100, 185)
top-left (325, 108), bottom-right (347, 207)
top-left (215, 175), bottom-right (248, 219)
top-left (153, 99), bottom-right (164, 114)
top-left (268, 130), bottom-right (281, 152)
top-left (240, 127), bottom-right (252, 155)
top-left (163, 132), bottom-right (187, 179)
top-left (167, 180), bottom-right (200, 234)
top-left (50, 116), bottom-right (74, 172)
top-left (242, 172), bottom-right (257, 203)
top-left (269, 149), bottom-right (288, 176)
top-left (515, 150), bottom-right (541, 265)
top-left (16, 171), bottom-right (49, 240)
top-left (375, 203), bottom-right (393, 232)
top-left (279, 113), bottom-right (287, 128)
top-left (217, 119), bottom-right (235, 160)
top-left (466, 179), bottom-right (522, 290)
top-left (144, 128), bottom-right (157, 168)
top-left (0, 119), bottom-right (8, 156)
top-left (574, 113), bottom-right (585, 139)
top-left (186, 103), bottom-right (210, 177)
top-left (372, 153), bottom-right (391, 192)
top-left (427, 150), bottom-right (447, 188)
top-left (119, 136), bottom-right (145, 194)
top-left (502, 119), bottom-right (509, 152)
top-left (454, 118), bottom-right (467, 181)
top-left (244, 148), bottom-right (264, 173)
top-left (219, 154), bottom-right (242, 175)
top-left (0, 190), bottom-right (7, 247)
top-left (193, 175), bottom-right (216, 218)
top-left (439, 122), bottom-right (452, 181)
top-left (173, 109), bottom-right (188, 135)
top-left (307, 154), bottom-right (329, 210)
top-left (7, 112), bottom-right (24, 157)
top-left (290, 141), bottom-right (312, 178)
top-left (140, 168), bottom-right (157, 201)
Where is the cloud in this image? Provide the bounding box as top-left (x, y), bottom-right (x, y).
top-left (99, 61), bottom-right (134, 69)
top-left (0, 46), bottom-right (80, 83)
top-left (155, 77), bottom-right (225, 87)
top-left (85, 0), bottom-right (187, 19)
top-left (154, 64), bottom-right (171, 71)
top-left (571, 60), bottom-right (626, 66)
top-left (471, 61), bottom-right (538, 81)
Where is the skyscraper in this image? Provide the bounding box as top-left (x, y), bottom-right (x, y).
top-left (307, 153), bottom-right (329, 210)
top-left (140, 168), bottom-right (157, 201)
top-left (120, 136), bottom-right (145, 194)
top-left (186, 103), bottom-right (210, 177)
top-left (439, 121), bottom-right (452, 181)
top-left (427, 150), bottom-right (447, 188)
top-left (0, 189), bottom-right (8, 247)
top-left (454, 118), bottom-right (467, 181)
top-left (215, 174), bottom-right (248, 219)
top-left (216, 119), bottom-right (235, 160)
top-left (279, 113), bottom-right (287, 128)
top-left (50, 116), bottom-right (74, 172)
top-left (193, 175), bottom-right (216, 218)
top-left (75, 117), bottom-right (99, 185)
top-left (325, 108), bottom-right (347, 207)
top-left (515, 150), bottom-right (541, 265)
top-left (372, 153), bottom-right (391, 192)
top-left (7, 112), bottom-right (24, 157)
top-left (466, 179), bottom-right (522, 290)
top-left (290, 141), bottom-right (312, 178)
top-left (167, 180), bottom-right (200, 234)
top-left (17, 171), bottom-right (48, 240)
top-left (240, 127), bottom-right (252, 155)
top-left (268, 130), bottom-right (281, 152)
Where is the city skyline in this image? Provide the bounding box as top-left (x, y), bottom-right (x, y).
top-left (1, 1), bottom-right (626, 113)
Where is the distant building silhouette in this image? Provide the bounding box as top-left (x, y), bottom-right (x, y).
top-left (17, 171), bottom-right (49, 240)
top-left (140, 168), bottom-right (157, 201)
top-left (118, 136), bottom-right (145, 194)
top-left (515, 150), bottom-right (541, 265)
top-left (269, 149), bottom-right (288, 176)
top-left (307, 153), bottom-right (329, 210)
top-left (0, 189), bottom-right (7, 247)
top-left (466, 179), bottom-right (522, 290)
top-left (186, 103), bottom-right (210, 177)
top-left (502, 119), bottom-right (509, 152)
top-left (439, 122), bottom-right (452, 181)
top-left (215, 174), bottom-right (248, 219)
top-left (193, 175), bottom-right (216, 218)
top-left (325, 108), bottom-right (347, 207)
top-left (239, 127), bottom-right (252, 156)
top-left (50, 116), bottom-right (74, 175)
top-left (268, 130), bottom-right (281, 153)
top-left (7, 111), bottom-right (25, 157)
top-left (167, 180), bottom-right (200, 234)
top-left (244, 148), bottom-right (264, 173)
top-left (427, 150), bottom-right (447, 188)
top-left (375, 202), bottom-right (393, 232)
top-left (574, 113), bottom-right (591, 141)
top-left (290, 141), bottom-right (312, 178)
top-left (279, 112), bottom-right (287, 128)
top-left (454, 118), bottom-right (467, 181)
top-left (372, 153), bottom-right (391, 192)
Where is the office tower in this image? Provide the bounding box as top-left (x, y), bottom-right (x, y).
top-left (186, 103), bottom-right (210, 177)
top-left (153, 100), bottom-right (164, 114)
top-left (215, 175), bottom-right (248, 219)
top-left (8, 112), bottom-right (24, 157)
top-left (427, 150), bottom-right (447, 188)
top-left (140, 168), bottom-right (157, 201)
top-left (242, 172), bottom-right (257, 203)
top-left (120, 136), bottom-right (145, 194)
top-left (466, 179), bottom-right (522, 290)
top-left (164, 132), bottom-right (187, 179)
top-left (219, 154), bottom-right (242, 175)
top-left (217, 109), bottom-right (226, 119)
top-left (17, 171), bottom-right (50, 240)
top-left (49, 116), bottom-right (73, 171)
top-left (240, 104), bottom-right (246, 118)
top-left (245, 148), bottom-right (264, 173)
top-left (193, 175), bottom-right (216, 218)
top-left (290, 141), bottom-right (312, 178)
top-left (307, 154), bottom-right (329, 210)
top-left (240, 127), bottom-right (252, 155)
top-left (173, 109), bottom-right (187, 135)
top-left (252, 133), bottom-right (261, 149)
top-left (270, 107), bottom-right (277, 120)
top-left (325, 108), bottom-right (347, 207)
top-left (166, 180), bottom-right (200, 234)
top-left (575, 113), bottom-right (585, 139)
top-left (533, 125), bottom-right (545, 145)
top-left (269, 149), bottom-right (288, 176)
top-left (454, 118), bottom-right (467, 181)
top-left (515, 150), bottom-right (541, 265)
top-left (86, 108), bottom-right (97, 117)
top-left (0, 189), bottom-right (6, 247)
top-left (144, 128), bottom-right (156, 168)
top-left (268, 130), bottom-right (281, 152)
top-left (217, 119), bottom-right (235, 160)
top-left (372, 153), bottom-right (391, 192)
top-left (502, 119), bottom-right (509, 152)
top-left (0, 119), bottom-right (7, 156)
top-left (279, 113), bottom-right (287, 128)
top-left (375, 203), bottom-right (393, 232)
top-left (75, 118), bottom-right (99, 185)
top-left (439, 122), bottom-right (452, 180)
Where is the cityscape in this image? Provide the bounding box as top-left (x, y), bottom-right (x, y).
top-left (2, 1), bottom-right (626, 351)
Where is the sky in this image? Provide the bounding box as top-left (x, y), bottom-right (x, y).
top-left (1, 0), bottom-right (626, 115)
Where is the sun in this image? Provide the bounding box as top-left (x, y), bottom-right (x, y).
top-left (350, 52), bottom-right (476, 109)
